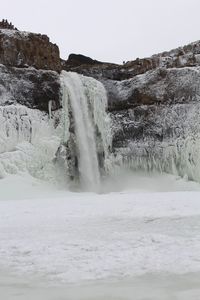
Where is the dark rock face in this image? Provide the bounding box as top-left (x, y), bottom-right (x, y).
top-left (63, 53), bottom-right (123, 80)
top-left (63, 58), bottom-right (124, 81)
top-left (63, 54), bottom-right (103, 68)
top-left (63, 40), bottom-right (200, 81)
top-left (0, 29), bottom-right (61, 71)
top-left (0, 64), bottom-right (61, 111)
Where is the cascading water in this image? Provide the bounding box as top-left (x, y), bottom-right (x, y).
top-left (60, 71), bottom-right (112, 192)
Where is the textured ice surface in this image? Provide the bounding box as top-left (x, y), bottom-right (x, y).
top-left (0, 104), bottom-right (61, 180)
top-left (0, 173), bottom-right (200, 284)
top-left (112, 101), bottom-right (200, 182)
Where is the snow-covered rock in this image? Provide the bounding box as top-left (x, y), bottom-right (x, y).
top-left (105, 68), bottom-right (200, 181)
top-left (0, 64), bottom-right (61, 111)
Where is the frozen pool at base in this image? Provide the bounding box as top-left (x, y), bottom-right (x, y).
top-left (1, 171), bottom-right (200, 299)
top-left (1, 271), bottom-right (200, 300)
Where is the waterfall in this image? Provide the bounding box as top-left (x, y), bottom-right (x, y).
top-left (1, 70), bottom-right (200, 189)
top-left (60, 71), bottom-right (112, 192)
top-left (0, 71), bottom-right (112, 191)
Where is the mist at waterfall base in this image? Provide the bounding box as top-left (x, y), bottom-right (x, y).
top-left (1, 73), bottom-right (200, 299)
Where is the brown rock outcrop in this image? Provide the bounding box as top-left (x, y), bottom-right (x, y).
top-left (0, 21), bottom-right (62, 113)
top-left (0, 19), bottom-right (18, 30)
top-left (0, 27), bottom-right (61, 72)
top-left (63, 53), bottom-right (103, 68)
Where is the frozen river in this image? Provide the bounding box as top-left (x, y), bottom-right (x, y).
top-left (1, 271), bottom-right (200, 300)
top-left (0, 172), bottom-right (200, 299)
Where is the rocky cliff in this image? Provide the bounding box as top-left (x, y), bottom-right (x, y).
top-left (63, 43), bottom-right (200, 181)
top-left (0, 24), bottom-right (61, 71)
top-left (63, 40), bottom-right (200, 81)
top-left (0, 21), bottom-right (61, 112)
top-left (1, 20), bottom-right (200, 182)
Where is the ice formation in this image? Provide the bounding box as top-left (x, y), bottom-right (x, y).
top-left (113, 102), bottom-right (200, 183)
top-left (0, 104), bottom-right (61, 180)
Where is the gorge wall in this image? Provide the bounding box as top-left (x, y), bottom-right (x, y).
top-left (63, 43), bottom-right (200, 181)
top-left (1, 20), bottom-right (200, 185)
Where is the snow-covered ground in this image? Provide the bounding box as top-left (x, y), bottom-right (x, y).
top-left (1, 172), bottom-right (200, 299)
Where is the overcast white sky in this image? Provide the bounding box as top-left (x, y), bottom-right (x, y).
top-left (1, 0), bottom-right (200, 63)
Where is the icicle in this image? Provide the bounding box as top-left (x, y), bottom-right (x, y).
top-left (48, 100), bottom-right (52, 119)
